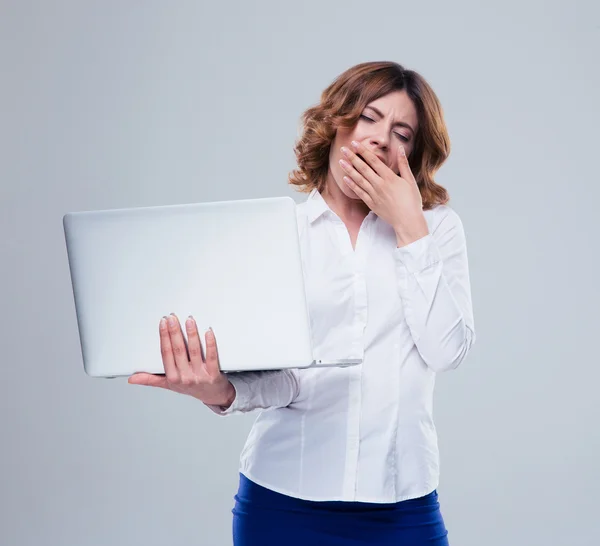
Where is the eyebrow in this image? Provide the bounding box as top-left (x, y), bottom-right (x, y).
top-left (364, 106), bottom-right (415, 134)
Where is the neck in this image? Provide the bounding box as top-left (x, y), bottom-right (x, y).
top-left (321, 176), bottom-right (371, 224)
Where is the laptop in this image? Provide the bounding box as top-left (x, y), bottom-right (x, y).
top-left (62, 195), bottom-right (362, 378)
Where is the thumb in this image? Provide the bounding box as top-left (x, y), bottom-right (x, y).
top-left (396, 144), bottom-right (408, 178)
top-left (396, 144), bottom-right (417, 186)
top-left (128, 372), bottom-right (169, 389)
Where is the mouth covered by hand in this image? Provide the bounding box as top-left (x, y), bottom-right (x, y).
top-left (356, 152), bottom-right (378, 172)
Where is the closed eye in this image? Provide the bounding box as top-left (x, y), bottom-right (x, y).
top-left (359, 115), bottom-right (410, 142)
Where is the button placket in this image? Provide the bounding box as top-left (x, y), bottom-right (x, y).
top-left (342, 217), bottom-right (372, 499)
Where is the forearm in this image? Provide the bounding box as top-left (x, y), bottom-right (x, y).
top-left (394, 210), bottom-right (476, 372)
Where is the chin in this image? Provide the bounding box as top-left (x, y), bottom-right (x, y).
top-left (343, 184), bottom-right (362, 200)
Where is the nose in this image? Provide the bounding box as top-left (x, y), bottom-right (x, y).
top-left (364, 138), bottom-right (389, 166)
top-left (367, 128), bottom-right (390, 153)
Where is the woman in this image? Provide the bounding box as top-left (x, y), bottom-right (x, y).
top-left (129, 61), bottom-right (476, 545)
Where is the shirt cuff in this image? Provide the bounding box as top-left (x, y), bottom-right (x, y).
top-left (204, 374), bottom-right (249, 416)
top-left (394, 234), bottom-right (442, 274)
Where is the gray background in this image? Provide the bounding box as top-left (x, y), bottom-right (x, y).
top-left (1, 1), bottom-right (598, 545)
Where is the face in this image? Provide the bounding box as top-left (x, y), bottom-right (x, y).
top-left (327, 89), bottom-right (419, 201)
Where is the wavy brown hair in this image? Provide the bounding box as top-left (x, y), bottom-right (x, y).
top-left (288, 61), bottom-right (451, 210)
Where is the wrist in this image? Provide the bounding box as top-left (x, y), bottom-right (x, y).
top-left (393, 214), bottom-right (429, 247)
top-left (394, 227), bottom-right (429, 248)
top-left (220, 381), bottom-right (236, 410)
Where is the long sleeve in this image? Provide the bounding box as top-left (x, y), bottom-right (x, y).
top-left (205, 369), bottom-right (300, 416)
top-left (394, 207), bottom-right (476, 372)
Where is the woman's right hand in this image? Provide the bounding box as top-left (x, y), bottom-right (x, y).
top-left (128, 313), bottom-right (236, 408)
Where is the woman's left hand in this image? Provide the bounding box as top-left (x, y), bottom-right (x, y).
top-left (339, 140), bottom-right (429, 245)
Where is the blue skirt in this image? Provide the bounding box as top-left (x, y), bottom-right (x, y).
top-left (232, 472), bottom-right (450, 546)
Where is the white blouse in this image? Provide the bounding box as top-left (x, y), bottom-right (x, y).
top-left (207, 187), bottom-right (476, 503)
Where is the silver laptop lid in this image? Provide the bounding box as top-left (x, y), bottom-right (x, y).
top-left (63, 196), bottom-right (317, 377)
